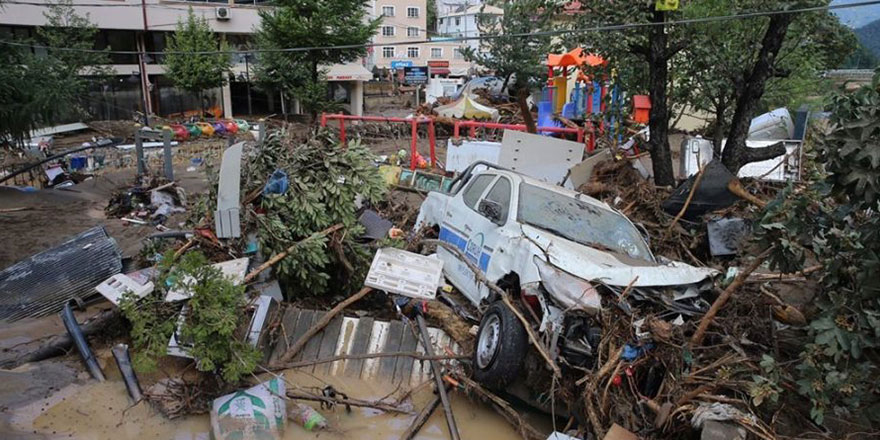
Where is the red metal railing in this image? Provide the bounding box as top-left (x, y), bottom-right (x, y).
top-left (321, 113), bottom-right (597, 171)
top-left (320, 113), bottom-right (436, 170)
top-left (452, 120), bottom-right (595, 152)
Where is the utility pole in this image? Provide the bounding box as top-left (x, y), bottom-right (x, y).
top-left (244, 53), bottom-right (253, 115)
top-left (139, 0), bottom-right (152, 126)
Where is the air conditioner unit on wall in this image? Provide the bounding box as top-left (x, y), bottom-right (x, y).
top-left (216, 7), bottom-right (231, 20)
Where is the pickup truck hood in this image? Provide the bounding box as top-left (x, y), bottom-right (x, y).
top-left (522, 224), bottom-right (718, 287)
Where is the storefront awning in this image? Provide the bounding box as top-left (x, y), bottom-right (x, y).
top-left (326, 63), bottom-right (372, 82)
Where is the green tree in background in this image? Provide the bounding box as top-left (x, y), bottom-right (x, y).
top-left (571, 0), bottom-right (688, 185)
top-left (677, 1), bottom-right (856, 155)
top-left (163, 9), bottom-right (232, 116)
top-left (0, 0), bottom-right (109, 147)
top-left (255, 0), bottom-right (379, 118)
top-left (462, 0), bottom-right (559, 134)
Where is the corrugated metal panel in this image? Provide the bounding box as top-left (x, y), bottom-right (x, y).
top-left (272, 307), bottom-right (461, 386)
top-left (0, 226), bottom-right (122, 322)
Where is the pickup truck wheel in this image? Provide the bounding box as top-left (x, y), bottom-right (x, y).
top-left (473, 301), bottom-right (528, 389)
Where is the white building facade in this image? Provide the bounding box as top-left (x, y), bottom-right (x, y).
top-left (0, 0), bottom-right (372, 119)
top-left (436, 3), bottom-right (502, 52)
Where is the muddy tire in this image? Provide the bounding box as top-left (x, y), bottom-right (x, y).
top-left (473, 301), bottom-right (528, 390)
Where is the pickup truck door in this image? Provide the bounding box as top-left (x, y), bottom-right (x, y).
top-left (438, 174), bottom-right (514, 306)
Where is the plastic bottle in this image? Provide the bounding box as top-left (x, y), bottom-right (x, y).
top-left (287, 403), bottom-right (328, 431)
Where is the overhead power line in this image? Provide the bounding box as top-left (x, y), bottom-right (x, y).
top-left (1, 0), bottom-right (879, 56)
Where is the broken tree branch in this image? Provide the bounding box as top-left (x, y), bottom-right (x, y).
top-left (668, 165), bottom-right (706, 233)
top-left (690, 247), bottom-right (774, 346)
top-left (286, 390), bottom-right (412, 415)
top-left (421, 239), bottom-right (561, 378)
top-left (244, 223), bottom-right (343, 283)
top-left (270, 286), bottom-right (372, 367)
top-left (728, 179), bottom-right (767, 209)
top-left (453, 374), bottom-right (544, 440)
top-left (400, 395), bottom-right (442, 440)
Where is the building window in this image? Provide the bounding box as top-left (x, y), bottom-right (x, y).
top-left (407, 47), bottom-right (419, 58)
top-left (407, 27), bottom-right (419, 37)
top-left (382, 26), bottom-right (395, 37)
top-left (381, 5), bottom-right (394, 16)
top-left (382, 46), bottom-right (395, 58)
top-left (454, 47), bottom-right (463, 59)
top-left (439, 18), bottom-right (444, 24)
top-left (431, 47), bottom-right (442, 58)
top-left (407, 7), bottom-right (419, 18)
top-left (454, 17), bottom-right (461, 26)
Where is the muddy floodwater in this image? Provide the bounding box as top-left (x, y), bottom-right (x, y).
top-left (5, 367), bottom-right (537, 439)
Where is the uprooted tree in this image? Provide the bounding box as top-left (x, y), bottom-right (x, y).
top-left (462, 0), bottom-right (559, 134)
top-left (243, 129), bottom-right (387, 297)
top-left (753, 71), bottom-right (880, 425)
top-left (120, 251), bottom-right (261, 383)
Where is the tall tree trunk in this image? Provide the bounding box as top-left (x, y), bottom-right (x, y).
top-left (721, 13), bottom-right (794, 172)
top-left (647, 9), bottom-right (675, 186)
top-left (712, 102), bottom-right (726, 157)
top-left (518, 86), bottom-right (537, 134)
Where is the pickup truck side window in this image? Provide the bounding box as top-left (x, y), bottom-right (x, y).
top-left (483, 177), bottom-right (511, 223)
top-left (462, 174), bottom-right (494, 209)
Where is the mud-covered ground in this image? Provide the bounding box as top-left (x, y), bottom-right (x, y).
top-left (0, 124), bottom-right (556, 439)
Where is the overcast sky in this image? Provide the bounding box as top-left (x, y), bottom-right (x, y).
top-left (832, 0), bottom-right (880, 28)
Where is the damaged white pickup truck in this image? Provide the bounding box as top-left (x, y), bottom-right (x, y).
top-left (416, 161), bottom-right (718, 388)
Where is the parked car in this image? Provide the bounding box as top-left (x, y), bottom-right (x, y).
top-left (416, 161), bottom-right (718, 388)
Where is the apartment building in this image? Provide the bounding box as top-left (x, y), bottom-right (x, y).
top-left (436, 3), bottom-right (502, 52)
top-left (0, 0), bottom-right (372, 119)
top-left (370, 0), bottom-right (472, 76)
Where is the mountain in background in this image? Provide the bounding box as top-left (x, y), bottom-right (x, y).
top-left (854, 18), bottom-right (880, 61)
top-left (832, 0), bottom-right (880, 29)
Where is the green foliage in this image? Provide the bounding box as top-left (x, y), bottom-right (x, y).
top-left (842, 42), bottom-right (880, 69)
top-left (244, 129), bottom-right (387, 297)
top-left (754, 71), bottom-right (880, 425)
top-left (462, 0), bottom-right (558, 93)
top-left (120, 251), bottom-right (260, 383)
top-left (254, 0), bottom-right (379, 115)
top-left (749, 355), bottom-right (783, 407)
top-left (163, 9), bottom-right (232, 100)
top-left (676, 1), bottom-right (854, 140)
top-left (0, 0), bottom-right (108, 146)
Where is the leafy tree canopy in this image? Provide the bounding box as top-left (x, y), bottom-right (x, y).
top-left (0, 0), bottom-right (109, 147)
top-left (164, 9), bottom-right (232, 98)
top-left (254, 0), bottom-right (379, 115)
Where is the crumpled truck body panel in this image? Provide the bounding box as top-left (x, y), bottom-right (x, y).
top-left (521, 225), bottom-right (718, 288)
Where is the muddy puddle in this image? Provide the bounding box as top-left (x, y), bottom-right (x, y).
top-left (8, 368), bottom-right (538, 439)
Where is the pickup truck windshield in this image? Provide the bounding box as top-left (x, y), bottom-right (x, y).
top-left (518, 183), bottom-right (653, 262)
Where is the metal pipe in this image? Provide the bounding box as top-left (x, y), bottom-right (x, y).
top-left (415, 314), bottom-right (460, 440)
top-left (112, 344), bottom-right (143, 402)
top-left (61, 303), bottom-right (105, 381)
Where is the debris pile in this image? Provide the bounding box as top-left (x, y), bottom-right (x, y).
top-left (106, 179), bottom-right (187, 226)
